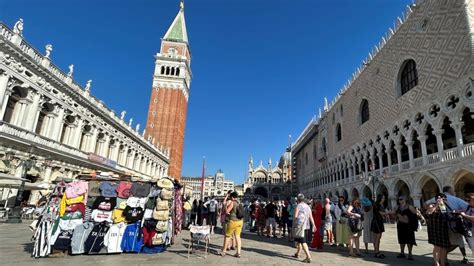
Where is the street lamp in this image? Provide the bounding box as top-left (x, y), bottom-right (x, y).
top-left (6, 156), bottom-right (36, 224)
top-left (362, 164), bottom-right (383, 201)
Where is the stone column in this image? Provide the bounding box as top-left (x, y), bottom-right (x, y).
top-left (0, 91), bottom-right (11, 120)
top-left (386, 148), bottom-right (392, 173)
top-left (418, 135), bottom-right (428, 165)
top-left (52, 106), bottom-right (65, 141)
top-left (451, 122), bottom-right (465, 157)
top-left (101, 135), bottom-right (110, 157)
top-left (377, 152), bottom-right (383, 175)
top-left (395, 144), bottom-right (403, 171)
top-left (406, 140), bottom-right (414, 169)
top-left (364, 156), bottom-right (368, 173)
top-left (43, 166), bottom-right (53, 183)
top-left (433, 129), bottom-right (445, 162)
top-left (24, 92), bottom-right (41, 131)
top-left (73, 118), bottom-right (84, 149)
top-left (88, 128), bottom-right (98, 153)
top-left (388, 196), bottom-right (398, 211)
top-left (412, 194), bottom-right (422, 208)
top-left (0, 73), bottom-right (10, 111)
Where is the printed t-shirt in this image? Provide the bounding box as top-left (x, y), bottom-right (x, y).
top-left (65, 203), bottom-right (85, 218)
top-left (53, 231), bottom-right (73, 251)
top-left (92, 196), bottom-right (117, 211)
top-left (91, 209), bottom-right (113, 223)
top-left (61, 210), bottom-right (83, 220)
top-left (126, 197), bottom-right (146, 209)
top-left (123, 206), bottom-right (144, 223)
top-left (117, 181), bottom-right (133, 198)
top-left (100, 181), bottom-right (118, 197)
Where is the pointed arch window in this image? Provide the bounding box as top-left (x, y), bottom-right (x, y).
top-left (400, 59), bottom-right (418, 95)
top-left (336, 123), bottom-right (342, 142)
top-left (360, 99), bottom-right (369, 125)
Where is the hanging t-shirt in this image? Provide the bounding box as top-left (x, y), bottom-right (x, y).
top-left (131, 183), bottom-right (151, 197)
top-left (59, 218), bottom-right (83, 231)
top-left (65, 195), bottom-right (84, 205)
top-left (92, 196), bottom-right (117, 211)
top-left (64, 203), bottom-right (85, 218)
top-left (148, 185), bottom-right (161, 197)
top-left (112, 209), bottom-right (126, 224)
top-left (88, 181), bottom-right (101, 197)
top-left (71, 222), bottom-right (94, 255)
top-left (123, 206), bottom-right (144, 223)
top-left (117, 181), bottom-right (133, 198)
top-left (84, 223), bottom-right (110, 254)
top-left (61, 210), bottom-right (83, 220)
top-left (100, 181), bottom-right (118, 197)
top-left (126, 197), bottom-right (147, 209)
top-left (65, 181), bottom-right (88, 199)
top-left (121, 222), bottom-right (143, 253)
top-left (91, 209), bottom-right (113, 223)
top-left (104, 222), bottom-right (126, 253)
top-left (116, 197), bottom-right (128, 210)
top-left (53, 230), bottom-right (73, 251)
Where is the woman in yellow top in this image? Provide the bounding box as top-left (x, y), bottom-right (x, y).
top-left (220, 191), bottom-right (243, 258)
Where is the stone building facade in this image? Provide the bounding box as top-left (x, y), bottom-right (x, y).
top-left (244, 154), bottom-right (296, 200)
top-left (292, 0), bottom-right (474, 209)
top-left (145, 3), bottom-right (191, 180)
top-left (0, 19), bottom-right (169, 204)
top-left (181, 170), bottom-right (234, 200)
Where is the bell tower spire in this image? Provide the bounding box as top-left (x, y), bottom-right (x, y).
top-left (145, 2), bottom-right (192, 180)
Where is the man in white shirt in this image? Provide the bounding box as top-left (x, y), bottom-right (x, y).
top-left (204, 197), bottom-right (218, 233)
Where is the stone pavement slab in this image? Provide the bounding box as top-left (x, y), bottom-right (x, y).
top-left (0, 222), bottom-right (469, 265)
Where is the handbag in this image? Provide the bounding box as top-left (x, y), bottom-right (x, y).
top-left (153, 210), bottom-right (169, 221)
top-left (155, 221), bottom-right (168, 232)
top-left (152, 233), bottom-right (164, 245)
top-left (160, 189), bottom-right (173, 200)
top-left (155, 198), bottom-right (169, 211)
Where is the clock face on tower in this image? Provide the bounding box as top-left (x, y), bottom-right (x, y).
top-left (167, 47), bottom-right (176, 57)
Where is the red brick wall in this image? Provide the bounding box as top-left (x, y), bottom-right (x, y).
top-left (145, 87), bottom-right (188, 180)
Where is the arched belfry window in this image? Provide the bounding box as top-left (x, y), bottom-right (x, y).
top-left (399, 59), bottom-right (418, 95)
top-left (360, 99), bottom-right (369, 125)
top-left (336, 123), bottom-right (342, 142)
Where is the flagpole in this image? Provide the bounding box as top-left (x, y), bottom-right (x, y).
top-left (200, 156), bottom-right (206, 200)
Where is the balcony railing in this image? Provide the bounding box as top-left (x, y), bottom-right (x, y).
top-left (310, 143), bottom-right (474, 191)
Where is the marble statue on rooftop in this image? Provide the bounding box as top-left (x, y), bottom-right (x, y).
top-left (45, 44), bottom-right (53, 59)
top-left (13, 18), bottom-right (24, 36)
top-left (136, 124), bottom-right (140, 132)
top-left (85, 80), bottom-right (92, 93)
top-left (120, 111), bottom-right (126, 120)
top-left (67, 64), bottom-right (74, 77)
top-left (129, 118), bottom-right (133, 127)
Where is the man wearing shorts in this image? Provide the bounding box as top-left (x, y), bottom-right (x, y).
top-left (204, 196), bottom-right (218, 233)
top-left (265, 199), bottom-right (278, 237)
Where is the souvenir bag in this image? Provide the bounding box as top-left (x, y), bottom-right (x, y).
top-left (155, 198), bottom-right (169, 211)
top-left (155, 221), bottom-right (168, 232)
top-left (152, 233), bottom-right (164, 245)
top-left (153, 210), bottom-right (169, 221)
top-left (160, 189), bottom-right (173, 200)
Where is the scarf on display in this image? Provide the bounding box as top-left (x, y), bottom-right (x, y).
top-left (174, 188), bottom-right (183, 236)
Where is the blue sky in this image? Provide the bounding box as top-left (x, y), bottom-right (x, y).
top-left (1, 0), bottom-right (412, 184)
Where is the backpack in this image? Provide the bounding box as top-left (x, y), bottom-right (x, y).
top-left (236, 202), bottom-right (244, 219)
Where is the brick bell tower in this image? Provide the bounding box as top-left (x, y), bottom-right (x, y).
top-left (146, 0), bottom-right (191, 180)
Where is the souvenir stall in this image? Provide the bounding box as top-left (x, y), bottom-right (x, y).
top-left (31, 172), bottom-right (175, 258)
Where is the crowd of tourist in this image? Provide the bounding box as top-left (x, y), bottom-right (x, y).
top-left (182, 185), bottom-right (474, 265)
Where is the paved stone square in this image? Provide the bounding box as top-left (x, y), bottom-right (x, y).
top-left (0, 222), bottom-right (470, 265)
